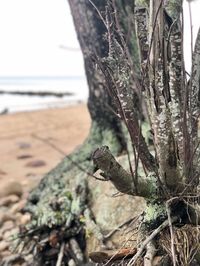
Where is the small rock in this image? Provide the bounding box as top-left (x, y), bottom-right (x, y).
top-left (0, 181), bottom-right (23, 198)
top-left (0, 240), bottom-right (9, 252)
top-left (25, 160), bottom-right (46, 168)
top-left (68, 259), bottom-right (76, 266)
top-left (24, 254), bottom-right (34, 263)
top-left (0, 212), bottom-right (14, 227)
top-left (17, 142), bottom-right (31, 149)
top-left (0, 169), bottom-right (7, 175)
top-left (26, 172), bottom-right (36, 178)
top-left (1, 254), bottom-right (25, 265)
top-left (0, 250), bottom-right (10, 258)
top-left (17, 154), bottom-right (33, 160)
top-left (20, 213), bottom-right (31, 225)
top-left (4, 227), bottom-right (19, 240)
top-left (0, 195), bottom-right (20, 207)
top-left (10, 200), bottom-right (26, 214)
top-left (0, 220), bottom-right (15, 234)
top-left (15, 212), bottom-right (23, 223)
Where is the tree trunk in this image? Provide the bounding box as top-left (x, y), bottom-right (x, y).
top-left (26, 0), bottom-right (128, 218)
top-left (16, 1), bottom-right (144, 266)
top-left (14, 0), bottom-right (200, 265)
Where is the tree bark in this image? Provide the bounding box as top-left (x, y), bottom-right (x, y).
top-left (15, 1), bottom-right (200, 265)
top-left (19, 1), bottom-right (142, 265)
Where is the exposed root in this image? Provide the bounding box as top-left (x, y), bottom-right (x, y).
top-left (144, 241), bottom-right (156, 266)
top-left (69, 238), bottom-right (84, 262)
top-left (56, 242), bottom-right (65, 266)
top-left (127, 216), bottom-right (178, 265)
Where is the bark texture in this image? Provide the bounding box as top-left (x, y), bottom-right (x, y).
top-left (17, 1), bottom-right (143, 265)
top-left (15, 0), bottom-right (200, 265)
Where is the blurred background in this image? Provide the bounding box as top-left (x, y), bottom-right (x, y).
top-left (0, 0), bottom-right (200, 113)
top-left (0, 0), bottom-right (91, 200)
top-left (0, 0), bottom-right (88, 113)
top-left (0, 0), bottom-right (200, 263)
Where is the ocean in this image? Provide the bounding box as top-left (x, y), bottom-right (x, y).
top-left (0, 76), bottom-right (88, 113)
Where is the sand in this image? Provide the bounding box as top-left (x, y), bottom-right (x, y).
top-left (0, 104), bottom-right (91, 192)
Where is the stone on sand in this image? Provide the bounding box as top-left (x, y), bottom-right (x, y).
top-left (0, 194), bottom-right (20, 207)
top-left (0, 240), bottom-right (9, 252)
top-left (0, 181), bottom-right (23, 198)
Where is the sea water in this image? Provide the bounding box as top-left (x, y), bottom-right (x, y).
top-left (0, 76), bottom-right (88, 113)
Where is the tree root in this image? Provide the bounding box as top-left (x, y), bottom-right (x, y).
top-left (56, 242), bottom-right (65, 266)
top-left (127, 216), bottom-right (178, 265)
top-left (144, 241), bottom-right (156, 266)
top-left (13, 122), bottom-right (125, 265)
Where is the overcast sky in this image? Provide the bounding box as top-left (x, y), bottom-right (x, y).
top-left (0, 0), bottom-right (200, 77)
top-left (0, 0), bottom-right (84, 77)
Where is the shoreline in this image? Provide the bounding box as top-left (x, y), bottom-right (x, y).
top-left (0, 96), bottom-right (88, 114)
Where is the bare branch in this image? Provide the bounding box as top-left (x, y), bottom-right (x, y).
top-left (92, 146), bottom-right (158, 198)
top-left (56, 242), bottom-right (65, 266)
top-left (127, 216), bottom-right (178, 265)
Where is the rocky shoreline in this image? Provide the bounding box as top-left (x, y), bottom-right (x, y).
top-left (0, 181), bottom-right (31, 265)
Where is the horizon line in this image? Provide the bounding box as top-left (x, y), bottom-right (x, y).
top-left (0, 75), bottom-right (85, 80)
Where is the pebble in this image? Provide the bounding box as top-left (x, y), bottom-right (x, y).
top-left (0, 181), bottom-right (23, 198)
top-left (0, 212), bottom-right (14, 227)
top-left (17, 154), bottom-right (33, 160)
top-left (0, 240), bottom-right (9, 252)
top-left (3, 227), bottom-right (19, 240)
top-left (10, 200), bottom-right (27, 214)
top-left (17, 142), bottom-right (31, 149)
top-left (68, 259), bottom-right (76, 266)
top-left (0, 220), bottom-right (15, 234)
top-left (20, 213), bottom-right (31, 225)
top-left (25, 159), bottom-right (46, 168)
top-left (0, 169), bottom-right (7, 175)
top-left (1, 254), bottom-right (25, 265)
top-left (0, 250), bottom-right (10, 258)
top-left (15, 212), bottom-right (23, 223)
top-left (0, 178), bottom-right (31, 264)
top-left (0, 194), bottom-right (20, 207)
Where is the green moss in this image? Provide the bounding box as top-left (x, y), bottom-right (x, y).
top-left (137, 172), bottom-right (158, 199)
top-left (85, 228), bottom-right (93, 239)
top-left (135, 0), bottom-right (149, 8)
top-left (141, 121), bottom-right (151, 144)
top-left (143, 202), bottom-right (166, 230)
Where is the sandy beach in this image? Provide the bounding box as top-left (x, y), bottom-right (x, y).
top-left (0, 104), bottom-right (91, 192)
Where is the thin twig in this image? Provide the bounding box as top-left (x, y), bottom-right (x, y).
top-left (104, 217), bottom-right (137, 239)
top-left (88, 0), bottom-right (108, 29)
top-left (56, 242), bottom-right (65, 266)
top-left (32, 134), bottom-right (106, 181)
top-left (166, 202), bottom-right (176, 266)
top-left (144, 0), bottom-right (163, 73)
top-left (188, 1), bottom-right (194, 54)
top-left (144, 241), bottom-right (156, 266)
top-left (127, 216), bottom-right (178, 265)
top-left (69, 238), bottom-right (84, 262)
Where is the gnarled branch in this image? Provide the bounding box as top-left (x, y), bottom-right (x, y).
top-left (92, 146), bottom-right (158, 198)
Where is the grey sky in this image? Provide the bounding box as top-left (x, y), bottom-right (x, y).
top-left (0, 0), bottom-right (199, 77)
